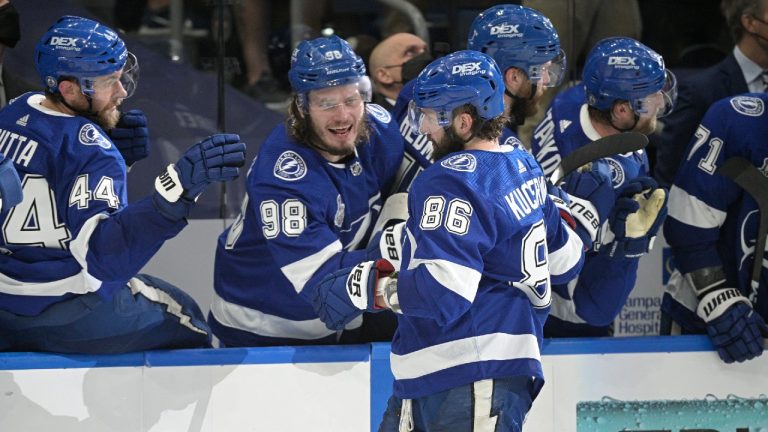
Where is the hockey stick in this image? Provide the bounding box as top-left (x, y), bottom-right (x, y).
top-left (716, 157), bottom-right (768, 304)
top-left (549, 132), bottom-right (648, 183)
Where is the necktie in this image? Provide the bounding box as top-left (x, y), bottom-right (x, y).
top-left (762, 71), bottom-right (768, 92)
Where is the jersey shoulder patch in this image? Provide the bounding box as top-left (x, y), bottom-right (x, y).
top-left (78, 123), bottom-right (112, 149)
top-left (440, 153), bottom-right (477, 172)
top-left (273, 150), bottom-right (307, 181)
top-left (366, 103), bottom-right (392, 124)
top-left (729, 96), bottom-right (764, 117)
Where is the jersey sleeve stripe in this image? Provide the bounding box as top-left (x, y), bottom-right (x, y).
top-left (407, 258), bottom-right (481, 302)
top-left (549, 286), bottom-right (588, 324)
top-left (390, 332), bottom-right (540, 381)
top-left (281, 240), bottom-right (343, 293)
top-left (0, 268), bottom-right (101, 296)
top-left (209, 292), bottom-right (341, 339)
top-left (667, 185), bottom-right (726, 229)
top-left (548, 224), bottom-right (584, 277)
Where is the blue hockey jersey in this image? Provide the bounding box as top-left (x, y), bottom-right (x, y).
top-left (663, 93), bottom-right (768, 329)
top-left (0, 93), bottom-right (186, 316)
top-left (390, 146), bottom-right (584, 398)
top-left (530, 85), bottom-right (646, 335)
top-left (211, 104), bottom-right (404, 344)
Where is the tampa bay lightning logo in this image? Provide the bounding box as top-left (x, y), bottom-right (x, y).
top-left (730, 96), bottom-right (764, 117)
top-left (739, 210), bottom-right (768, 271)
top-left (350, 161), bottom-right (363, 176)
top-left (441, 153), bottom-right (477, 172)
top-left (366, 103), bottom-right (392, 124)
top-left (274, 151), bottom-right (307, 181)
top-left (604, 157), bottom-right (625, 188)
top-left (78, 124), bottom-right (112, 149)
top-left (502, 136), bottom-right (524, 149)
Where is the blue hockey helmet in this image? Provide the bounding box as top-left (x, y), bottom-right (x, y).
top-left (408, 50), bottom-right (504, 134)
top-left (583, 37), bottom-right (677, 117)
top-left (35, 16), bottom-right (139, 98)
top-left (467, 4), bottom-right (565, 87)
top-left (288, 35), bottom-right (371, 110)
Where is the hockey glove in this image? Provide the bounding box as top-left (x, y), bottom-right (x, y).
top-left (697, 288), bottom-right (768, 363)
top-left (153, 133), bottom-right (246, 220)
top-left (0, 153), bottom-right (23, 212)
top-left (546, 181), bottom-right (577, 231)
top-left (108, 109), bottom-right (150, 167)
top-left (313, 259), bottom-right (395, 331)
top-left (559, 161), bottom-right (614, 248)
top-left (603, 177), bottom-right (667, 258)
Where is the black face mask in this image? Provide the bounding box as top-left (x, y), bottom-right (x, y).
top-left (401, 42), bottom-right (451, 84)
top-left (0, 3), bottom-right (21, 48)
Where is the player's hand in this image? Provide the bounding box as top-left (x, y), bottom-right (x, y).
top-left (560, 161), bottom-right (614, 248)
top-left (313, 259), bottom-right (395, 330)
top-left (546, 181), bottom-right (576, 230)
top-left (153, 133), bottom-right (246, 220)
top-left (108, 109), bottom-right (149, 167)
top-left (0, 154), bottom-right (23, 212)
top-left (604, 177), bottom-right (667, 258)
top-left (697, 288), bottom-right (768, 363)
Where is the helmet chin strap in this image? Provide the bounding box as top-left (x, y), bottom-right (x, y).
top-left (504, 83), bottom-right (536, 126)
top-left (55, 90), bottom-right (100, 123)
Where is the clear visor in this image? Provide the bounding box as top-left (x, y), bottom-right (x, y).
top-left (631, 69), bottom-right (677, 118)
top-left (407, 100), bottom-right (451, 135)
top-left (302, 75), bottom-right (372, 111)
top-left (527, 49), bottom-right (567, 88)
top-left (85, 51), bottom-right (140, 99)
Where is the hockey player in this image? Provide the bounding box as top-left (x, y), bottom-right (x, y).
top-left (390, 4), bottom-right (569, 194)
top-left (313, 51), bottom-right (585, 431)
top-left (663, 92), bottom-right (768, 363)
top-left (210, 36), bottom-right (404, 347)
top-left (530, 37), bottom-right (675, 337)
top-left (0, 16), bottom-right (246, 353)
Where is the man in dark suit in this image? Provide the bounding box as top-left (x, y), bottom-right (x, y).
top-left (655, 0), bottom-right (768, 187)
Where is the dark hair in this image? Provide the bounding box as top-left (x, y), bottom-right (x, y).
top-left (721, 0), bottom-right (765, 42)
top-left (286, 95), bottom-right (371, 147)
top-left (453, 104), bottom-right (508, 141)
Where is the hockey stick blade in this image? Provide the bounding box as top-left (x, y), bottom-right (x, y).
top-left (550, 132), bottom-right (648, 183)
top-left (717, 157), bottom-right (768, 304)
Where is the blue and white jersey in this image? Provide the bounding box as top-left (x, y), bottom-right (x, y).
top-left (212, 104), bottom-right (404, 343)
top-left (390, 147), bottom-right (584, 399)
top-left (0, 93), bottom-right (186, 316)
top-left (390, 80), bottom-right (433, 194)
top-left (530, 85), bottom-right (646, 335)
top-left (663, 93), bottom-right (768, 328)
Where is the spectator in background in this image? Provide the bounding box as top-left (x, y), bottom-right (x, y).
top-left (0, 0), bottom-right (21, 108)
top-left (655, 0), bottom-right (768, 188)
top-left (368, 33), bottom-right (427, 111)
top-left (235, 0), bottom-right (328, 111)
